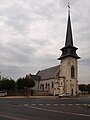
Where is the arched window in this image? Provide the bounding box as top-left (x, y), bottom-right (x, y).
top-left (52, 82), bottom-right (54, 89)
top-left (71, 65), bottom-right (75, 78)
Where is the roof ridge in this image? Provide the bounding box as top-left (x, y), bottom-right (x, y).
top-left (37, 65), bottom-right (60, 72)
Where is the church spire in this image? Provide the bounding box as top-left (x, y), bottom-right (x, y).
top-left (58, 3), bottom-right (80, 60)
top-left (65, 2), bottom-right (73, 46)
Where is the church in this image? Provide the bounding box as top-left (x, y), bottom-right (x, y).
top-left (30, 5), bottom-right (80, 96)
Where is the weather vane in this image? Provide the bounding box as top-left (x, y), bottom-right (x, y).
top-left (68, 0), bottom-right (70, 14)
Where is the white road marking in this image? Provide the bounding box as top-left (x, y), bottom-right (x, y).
top-left (25, 105), bottom-right (90, 117)
top-left (24, 104), bottom-right (28, 106)
top-left (83, 104), bottom-right (87, 106)
top-left (0, 113), bottom-right (27, 120)
top-left (31, 104), bottom-right (36, 106)
top-left (60, 104), bottom-right (65, 105)
top-left (23, 103), bottom-right (89, 106)
top-left (46, 104), bottom-right (50, 106)
top-left (68, 104), bottom-right (72, 105)
top-left (39, 104), bottom-right (43, 106)
top-left (75, 104), bottom-right (80, 106)
top-left (53, 104), bottom-right (58, 106)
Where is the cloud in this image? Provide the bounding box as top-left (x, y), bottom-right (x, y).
top-left (0, 0), bottom-right (89, 84)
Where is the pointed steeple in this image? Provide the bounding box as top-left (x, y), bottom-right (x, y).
top-left (58, 3), bottom-right (80, 60)
top-left (65, 5), bottom-right (73, 46)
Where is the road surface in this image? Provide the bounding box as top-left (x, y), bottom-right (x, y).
top-left (0, 96), bottom-right (90, 120)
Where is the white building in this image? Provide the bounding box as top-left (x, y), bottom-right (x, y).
top-left (31, 6), bottom-right (80, 96)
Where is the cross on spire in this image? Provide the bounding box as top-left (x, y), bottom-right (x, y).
top-left (68, 1), bottom-right (70, 9)
top-left (68, 1), bottom-right (70, 15)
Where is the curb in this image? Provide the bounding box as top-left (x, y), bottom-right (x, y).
top-left (0, 96), bottom-right (58, 99)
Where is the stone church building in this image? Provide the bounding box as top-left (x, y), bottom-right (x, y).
top-left (31, 6), bottom-right (80, 96)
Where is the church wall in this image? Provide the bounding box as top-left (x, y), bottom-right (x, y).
top-left (38, 79), bottom-right (56, 95)
top-left (60, 57), bottom-right (78, 96)
top-left (54, 77), bottom-right (65, 95)
top-left (35, 77), bottom-right (65, 96)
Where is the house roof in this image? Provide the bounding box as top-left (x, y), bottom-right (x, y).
top-left (36, 65), bottom-right (60, 80)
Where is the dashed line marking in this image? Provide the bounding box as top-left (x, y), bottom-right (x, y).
top-left (24, 104), bottom-right (28, 106)
top-left (68, 104), bottom-right (73, 106)
top-left (53, 104), bottom-right (58, 106)
top-left (75, 104), bottom-right (80, 106)
top-left (46, 104), bottom-right (50, 106)
top-left (31, 104), bottom-right (36, 106)
top-left (23, 103), bottom-right (90, 106)
top-left (60, 104), bottom-right (65, 106)
top-left (82, 104), bottom-right (87, 106)
top-left (39, 104), bottom-right (43, 106)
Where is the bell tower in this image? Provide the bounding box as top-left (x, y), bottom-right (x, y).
top-left (58, 3), bottom-right (80, 96)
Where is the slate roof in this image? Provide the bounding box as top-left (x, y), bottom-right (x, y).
top-left (36, 65), bottom-right (60, 80)
top-left (65, 11), bottom-right (73, 47)
top-left (30, 74), bottom-right (40, 81)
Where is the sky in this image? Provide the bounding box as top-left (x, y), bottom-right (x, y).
top-left (0, 0), bottom-right (90, 84)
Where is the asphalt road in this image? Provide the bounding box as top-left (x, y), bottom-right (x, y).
top-left (0, 96), bottom-right (90, 120)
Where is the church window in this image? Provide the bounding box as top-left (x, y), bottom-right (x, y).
top-left (40, 84), bottom-right (44, 91)
top-left (47, 84), bottom-right (50, 90)
top-left (42, 84), bottom-right (44, 91)
top-left (45, 83), bottom-right (47, 89)
top-left (61, 82), bottom-right (63, 86)
top-left (71, 65), bottom-right (75, 78)
top-left (40, 84), bottom-right (42, 89)
top-left (52, 82), bottom-right (54, 89)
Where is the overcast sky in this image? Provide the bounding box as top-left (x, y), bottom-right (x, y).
top-left (0, 0), bottom-right (90, 84)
